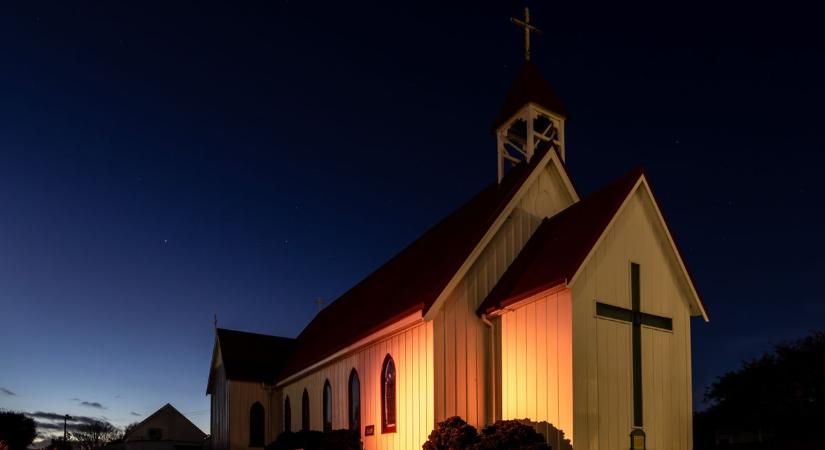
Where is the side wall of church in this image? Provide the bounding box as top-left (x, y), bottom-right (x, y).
top-left (228, 381), bottom-right (279, 450)
top-left (432, 162), bottom-right (575, 429)
top-left (280, 320), bottom-right (434, 450)
top-left (497, 288), bottom-right (574, 449)
top-left (570, 184), bottom-right (694, 450)
top-left (210, 360), bottom-right (230, 450)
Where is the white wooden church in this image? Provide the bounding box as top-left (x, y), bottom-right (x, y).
top-left (207, 11), bottom-right (708, 450)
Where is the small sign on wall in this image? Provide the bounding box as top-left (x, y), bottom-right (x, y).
top-left (364, 425), bottom-right (375, 436)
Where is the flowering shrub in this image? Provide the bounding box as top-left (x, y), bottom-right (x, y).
top-left (422, 417), bottom-right (550, 450)
top-left (423, 417), bottom-right (480, 450)
top-left (475, 420), bottom-right (549, 450)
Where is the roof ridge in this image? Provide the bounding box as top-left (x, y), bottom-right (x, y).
top-left (493, 61), bottom-right (566, 130)
top-left (291, 149), bottom-right (546, 336)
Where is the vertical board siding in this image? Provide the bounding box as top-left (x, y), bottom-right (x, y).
top-left (210, 364), bottom-right (230, 450)
top-left (432, 164), bottom-right (575, 429)
top-left (280, 321), bottom-right (434, 450)
top-left (499, 289), bottom-right (575, 447)
top-left (571, 186), bottom-right (695, 450)
top-left (228, 381), bottom-right (278, 450)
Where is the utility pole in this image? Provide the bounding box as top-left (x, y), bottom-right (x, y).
top-left (63, 415), bottom-right (72, 449)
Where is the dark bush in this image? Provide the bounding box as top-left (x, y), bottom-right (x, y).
top-left (423, 416), bottom-right (480, 450)
top-left (267, 429), bottom-right (361, 450)
top-left (475, 420), bottom-right (550, 450)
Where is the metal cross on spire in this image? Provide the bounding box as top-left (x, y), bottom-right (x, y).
top-left (510, 7), bottom-right (542, 61)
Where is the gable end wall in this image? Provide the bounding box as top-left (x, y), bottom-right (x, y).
top-left (570, 185), bottom-right (694, 450)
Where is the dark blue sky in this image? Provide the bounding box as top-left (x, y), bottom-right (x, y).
top-left (1, 0), bottom-right (823, 435)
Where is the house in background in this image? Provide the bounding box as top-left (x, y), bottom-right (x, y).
top-left (117, 404), bottom-right (207, 450)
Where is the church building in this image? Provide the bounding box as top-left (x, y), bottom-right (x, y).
top-left (207, 10), bottom-right (708, 450)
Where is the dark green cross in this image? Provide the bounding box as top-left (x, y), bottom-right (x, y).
top-left (595, 263), bottom-right (673, 427)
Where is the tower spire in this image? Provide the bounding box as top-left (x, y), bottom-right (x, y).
top-left (495, 8), bottom-right (566, 183)
top-left (511, 7), bottom-right (542, 61)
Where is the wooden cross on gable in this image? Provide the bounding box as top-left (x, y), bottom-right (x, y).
top-left (595, 263), bottom-right (673, 433)
top-left (511, 7), bottom-right (542, 61)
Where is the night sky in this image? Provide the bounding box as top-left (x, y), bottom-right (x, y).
top-left (1, 1), bottom-right (824, 437)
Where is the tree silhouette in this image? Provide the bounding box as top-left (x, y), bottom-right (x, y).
top-left (72, 420), bottom-right (120, 450)
top-left (0, 412), bottom-right (36, 450)
top-left (122, 422), bottom-right (138, 439)
top-left (695, 331), bottom-right (825, 449)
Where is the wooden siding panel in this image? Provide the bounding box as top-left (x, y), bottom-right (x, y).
top-left (571, 186), bottom-right (696, 450)
top-left (280, 320), bottom-right (433, 450)
top-left (209, 363), bottom-right (230, 450)
top-left (499, 290), bottom-right (574, 444)
top-left (227, 381), bottom-right (277, 450)
top-left (430, 163), bottom-right (575, 430)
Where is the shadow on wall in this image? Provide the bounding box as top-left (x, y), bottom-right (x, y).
top-left (526, 420), bottom-right (572, 450)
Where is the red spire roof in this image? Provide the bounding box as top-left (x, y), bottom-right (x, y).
top-left (493, 61), bottom-right (567, 129)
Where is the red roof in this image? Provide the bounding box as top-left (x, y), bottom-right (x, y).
top-left (477, 168), bottom-right (644, 316)
top-left (493, 61), bottom-right (567, 130)
top-left (278, 147), bottom-right (554, 381)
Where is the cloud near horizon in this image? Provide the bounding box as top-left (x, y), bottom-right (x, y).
top-left (27, 411), bottom-right (101, 423)
top-left (25, 411), bottom-right (116, 438)
top-left (0, 387), bottom-right (17, 396)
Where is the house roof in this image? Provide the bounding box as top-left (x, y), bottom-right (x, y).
top-left (493, 61), bottom-right (567, 130)
top-left (125, 403), bottom-right (206, 442)
top-left (216, 328), bottom-right (296, 382)
top-left (477, 168), bottom-right (709, 318)
top-left (477, 168), bottom-right (645, 315)
top-left (278, 146), bottom-right (556, 381)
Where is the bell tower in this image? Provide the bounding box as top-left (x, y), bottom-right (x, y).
top-left (495, 8), bottom-right (566, 183)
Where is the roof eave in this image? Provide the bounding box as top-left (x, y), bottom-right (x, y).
top-left (479, 280), bottom-right (569, 317)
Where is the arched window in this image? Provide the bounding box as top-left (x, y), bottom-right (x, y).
top-left (322, 380), bottom-right (333, 432)
top-left (348, 369), bottom-right (361, 434)
top-left (249, 402), bottom-right (265, 447)
top-left (301, 389), bottom-right (310, 431)
top-left (381, 354), bottom-right (397, 433)
top-left (284, 396), bottom-right (292, 433)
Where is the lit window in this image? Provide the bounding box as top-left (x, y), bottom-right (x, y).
top-left (381, 355), bottom-right (397, 433)
top-left (323, 380), bottom-right (333, 432)
top-left (348, 369), bottom-right (361, 434)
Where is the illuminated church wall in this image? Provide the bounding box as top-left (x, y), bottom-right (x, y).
top-left (570, 183), bottom-right (694, 450)
top-left (498, 288), bottom-right (574, 446)
top-left (432, 161), bottom-right (575, 429)
top-left (226, 380), bottom-right (282, 450)
top-left (279, 319), bottom-right (434, 450)
top-left (209, 354), bottom-right (229, 450)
